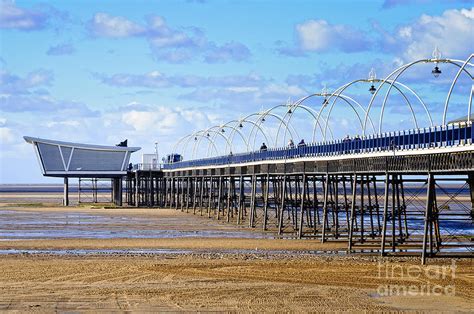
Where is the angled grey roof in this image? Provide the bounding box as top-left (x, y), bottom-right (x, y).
top-left (24, 136), bottom-right (141, 152)
top-left (24, 136), bottom-right (141, 177)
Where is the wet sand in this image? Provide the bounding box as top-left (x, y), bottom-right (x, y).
top-left (0, 196), bottom-right (473, 312)
top-left (0, 254), bottom-right (472, 312)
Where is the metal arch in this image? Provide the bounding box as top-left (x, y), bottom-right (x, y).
top-left (278, 92), bottom-right (369, 143)
top-left (443, 54), bottom-right (474, 124)
top-left (378, 81), bottom-right (420, 131)
top-left (200, 126), bottom-right (234, 157)
top-left (282, 103), bottom-right (335, 144)
top-left (226, 113), bottom-right (269, 151)
top-left (274, 97), bottom-right (332, 146)
top-left (322, 94), bottom-right (377, 141)
top-left (192, 128), bottom-right (230, 159)
top-left (181, 131), bottom-right (219, 160)
top-left (469, 85), bottom-right (474, 123)
top-left (232, 118), bottom-right (270, 151)
top-left (363, 58), bottom-right (474, 136)
top-left (391, 80), bottom-right (433, 126)
top-left (330, 77), bottom-right (433, 134)
top-left (377, 58), bottom-right (473, 134)
top-left (340, 79), bottom-right (433, 133)
top-left (181, 131), bottom-right (212, 158)
top-left (180, 131), bottom-right (218, 159)
top-left (188, 130), bottom-right (219, 159)
top-left (212, 122), bottom-right (250, 153)
top-left (245, 108), bottom-right (298, 147)
top-left (173, 133), bottom-right (194, 156)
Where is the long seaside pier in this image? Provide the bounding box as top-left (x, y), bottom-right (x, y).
top-left (26, 52), bottom-right (474, 263)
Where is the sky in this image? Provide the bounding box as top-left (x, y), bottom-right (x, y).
top-left (0, 0), bottom-right (473, 183)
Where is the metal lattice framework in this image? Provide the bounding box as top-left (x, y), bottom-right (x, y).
top-left (173, 51), bottom-right (473, 160)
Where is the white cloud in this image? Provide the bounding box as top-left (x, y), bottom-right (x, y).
top-left (121, 106), bottom-right (207, 134)
top-left (382, 8), bottom-right (474, 61)
top-left (0, 127), bottom-right (15, 143)
top-left (88, 12), bottom-right (250, 63)
top-left (295, 19), bottom-right (371, 53)
top-left (89, 13), bottom-right (145, 38)
top-left (0, 0), bottom-right (48, 30)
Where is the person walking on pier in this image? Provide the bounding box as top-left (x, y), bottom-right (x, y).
top-left (260, 142), bottom-right (268, 151)
top-left (288, 139), bottom-right (295, 149)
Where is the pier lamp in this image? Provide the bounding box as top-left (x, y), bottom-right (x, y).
top-left (431, 46), bottom-right (442, 78)
top-left (321, 85), bottom-right (329, 105)
top-left (368, 68), bottom-right (377, 94)
top-left (238, 121), bottom-right (243, 128)
top-left (432, 66), bottom-right (442, 78)
top-left (206, 133), bottom-right (210, 137)
top-left (369, 84), bottom-right (377, 94)
top-left (261, 116), bottom-right (265, 122)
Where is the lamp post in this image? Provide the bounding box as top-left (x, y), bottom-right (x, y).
top-left (322, 84), bottom-right (329, 105)
top-left (432, 46), bottom-right (442, 78)
top-left (368, 68), bottom-right (377, 94)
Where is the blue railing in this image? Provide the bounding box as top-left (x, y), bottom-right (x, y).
top-left (162, 123), bottom-right (473, 170)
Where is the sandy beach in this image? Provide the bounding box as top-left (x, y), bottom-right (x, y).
top-left (0, 196), bottom-right (472, 312)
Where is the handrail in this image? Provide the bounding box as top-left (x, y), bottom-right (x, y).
top-left (160, 122), bottom-right (473, 170)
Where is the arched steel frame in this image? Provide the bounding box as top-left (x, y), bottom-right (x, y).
top-left (326, 78), bottom-right (433, 139)
top-left (276, 93), bottom-right (372, 144)
top-left (178, 131), bottom-right (219, 160)
top-left (226, 118), bottom-right (271, 152)
top-left (206, 123), bottom-right (250, 154)
top-left (321, 94), bottom-right (377, 141)
top-left (273, 99), bottom-right (332, 146)
top-left (193, 127), bottom-right (233, 158)
top-left (171, 53), bottom-right (473, 161)
top-left (363, 58), bottom-right (474, 136)
top-left (246, 109), bottom-right (299, 147)
top-left (443, 54), bottom-right (474, 124)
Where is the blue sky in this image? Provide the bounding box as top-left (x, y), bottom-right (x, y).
top-left (0, 0), bottom-right (473, 183)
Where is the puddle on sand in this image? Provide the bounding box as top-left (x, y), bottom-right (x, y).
top-left (0, 210), bottom-right (272, 240)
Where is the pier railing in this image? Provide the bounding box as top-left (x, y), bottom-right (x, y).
top-left (162, 122), bottom-right (473, 170)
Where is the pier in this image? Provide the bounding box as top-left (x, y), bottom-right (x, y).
top-left (25, 53), bottom-right (474, 264)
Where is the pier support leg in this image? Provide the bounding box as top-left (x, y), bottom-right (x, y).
top-left (135, 172), bottom-right (140, 207)
top-left (380, 173), bottom-right (390, 256)
top-left (298, 174), bottom-right (306, 239)
top-left (112, 177), bottom-right (122, 206)
top-left (422, 173), bottom-right (435, 265)
top-left (263, 174), bottom-right (270, 231)
top-left (63, 177), bottom-right (69, 206)
top-left (348, 174), bottom-right (358, 252)
top-left (277, 175), bottom-right (287, 235)
top-left (321, 174), bottom-right (330, 243)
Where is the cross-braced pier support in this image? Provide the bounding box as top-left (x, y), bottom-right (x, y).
top-left (126, 152), bottom-right (474, 263)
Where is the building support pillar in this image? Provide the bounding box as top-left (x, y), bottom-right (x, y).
top-left (63, 177), bottom-right (69, 206)
top-left (112, 177), bottom-right (122, 206)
